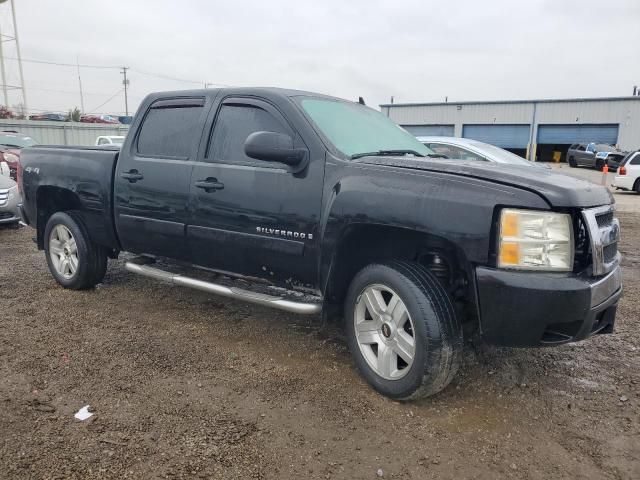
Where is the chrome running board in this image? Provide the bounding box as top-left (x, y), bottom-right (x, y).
top-left (124, 262), bottom-right (322, 315)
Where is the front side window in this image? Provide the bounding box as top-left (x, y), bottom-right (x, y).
top-left (298, 97), bottom-right (433, 158)
top-left (208, 104), bottom-right (289, 164)
top-left (137, 102), bottom-right (204, 158)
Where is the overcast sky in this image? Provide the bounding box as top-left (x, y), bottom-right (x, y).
top-left (0, 0), bottom-right (638, 116)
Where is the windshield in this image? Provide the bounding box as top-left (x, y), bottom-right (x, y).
top-left (466, 141), bottom-right (533, 166)
top-left (298, 97), bottom-right (434, 158)
top-left (0, 134), bottom-right (37, 148)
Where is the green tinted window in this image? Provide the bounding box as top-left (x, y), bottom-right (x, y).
top-left (299, 98), bottom-right (432, 158)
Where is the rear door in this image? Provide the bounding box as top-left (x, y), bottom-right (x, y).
top-left (114, 97), bottom-right (208, 260)
top-left (187, 96), bottom-right (323, 287)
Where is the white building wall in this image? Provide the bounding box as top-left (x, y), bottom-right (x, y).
top-left (384, 97), bottom-right (640, 152)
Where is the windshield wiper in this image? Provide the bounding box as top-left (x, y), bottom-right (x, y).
top-left (426, 153), bottom-right (448, 158)
top-left (350, 149), bottom-right (425, 159)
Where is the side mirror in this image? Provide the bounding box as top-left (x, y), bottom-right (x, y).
top-left (244, 131), bottom-right (306, 166)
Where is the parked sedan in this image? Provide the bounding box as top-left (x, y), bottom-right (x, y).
top-left (29, 112), bottom-right (67, 122)
top-left (81, 114), bottom-right (120, 124)
top-left (567, 143), bottom-right (623, 169)
top-left (417, 136), bottom-right (547, 168)
top-left (0, 131), bottom-right (37, 180)
top-left (0, 174), bottom-right (20, 226)
top-left (612, 150), bottom-right (640, 193)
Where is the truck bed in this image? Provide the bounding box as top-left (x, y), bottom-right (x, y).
top-left (20, 145), bottom-right (121, 250)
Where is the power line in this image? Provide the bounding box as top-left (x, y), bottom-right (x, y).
top-left (87, 88), bottom-right (123, 114)
top-left (3, 56), bottom-right (119, 69)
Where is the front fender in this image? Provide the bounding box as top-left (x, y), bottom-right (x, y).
top-left (318, 159), bottom-right (551, 291)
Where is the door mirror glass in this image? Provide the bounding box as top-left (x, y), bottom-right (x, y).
top-left (244, 131), bottom-right (305, 166)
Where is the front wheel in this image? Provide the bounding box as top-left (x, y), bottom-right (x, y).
top-left (344, 261), bottom-right (462, 400)
top-left (44, 211), bottom-right (108, 290)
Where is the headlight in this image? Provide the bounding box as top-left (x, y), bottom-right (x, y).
top-left (498, 208), bottom-right (574, 271)
top-left (3, 152), bottom-right (18, 164)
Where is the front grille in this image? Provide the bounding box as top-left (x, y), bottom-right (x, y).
top-left (0, 211), bottom-right (14, 220)
top-left (0, 188), bottom-right (8, 207)
top-left (596, 211), bottom-right (613, 228)
top-left (603, 243), bottom-right (618, 263)
top-left (582, 205), bottom-right (620, 276)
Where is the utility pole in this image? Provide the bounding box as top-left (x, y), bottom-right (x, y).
top-left (0, 20), bottom-right (8, 107)
top-left (9, 0), bottom-right (26, 115)
top-left (121, 67), bottom-right (129, 116)
top-left (77, 56), bottom-right (85, 113)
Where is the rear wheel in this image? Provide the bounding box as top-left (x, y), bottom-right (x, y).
top-left (634, 178), bottom-right (640, 194)
top-left (568, 156), bottom-right (576, 168)
top-left (344, 261), bottom-right (462, 400)
top-left (44, 211), bottom-right (108, 289)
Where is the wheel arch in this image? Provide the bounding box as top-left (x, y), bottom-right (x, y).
top-left (35, 186), bottom-right (82, 249)
top-left (322, 223), bottom-right (478, 323)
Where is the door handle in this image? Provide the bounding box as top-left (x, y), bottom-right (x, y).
top-left (194, 177), bottom-right (225, 192)
top-left (121, 170), bottom-right (144, 182)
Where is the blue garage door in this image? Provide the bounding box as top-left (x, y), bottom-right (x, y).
top-left (402, 124), bottom-right (455, 137)
top-left (462, 124), bottom-right (530, 148)
top-left (537, 124), bottom-right (619, 145)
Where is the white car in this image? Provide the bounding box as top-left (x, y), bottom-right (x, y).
top-left (416, 136), bottom-right (549, 168)
top-left (95, 135), bottom-right (125, 146)
top-left (612, 151), bottom-right (640, 193)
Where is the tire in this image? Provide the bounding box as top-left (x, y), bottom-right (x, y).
top-left (595, 159), bottom-right (604, 170)
top-left (44, 211), bottom-right (108, 290)
top-left (344, 261), bottom-right (462, 400)
top-left (568, 156), bottom-right (576, 168)
top-left (634, 179), bottom-right (640, 194)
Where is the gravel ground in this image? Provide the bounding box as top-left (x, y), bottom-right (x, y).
top-left (1, 168), bottom-right (639, 479)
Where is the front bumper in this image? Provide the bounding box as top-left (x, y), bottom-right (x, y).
top-left (0, 191), bottom-right (20, 225)
top-left (476, 265), bottom-right (622, 347)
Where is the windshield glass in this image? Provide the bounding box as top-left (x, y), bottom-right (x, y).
top-left (467, 141), bottom-right (532, 166)
top-left (298, 97), bottom-right (434, 158)
top-left (0, 134), bottom-right (37, 148)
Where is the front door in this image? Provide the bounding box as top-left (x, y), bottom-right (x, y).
top-left (187, 97), bottom-right (323, 289)
top-left (114, 97), bottom-right (208, 260)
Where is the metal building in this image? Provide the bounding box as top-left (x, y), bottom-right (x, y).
top-left (380, 96), bottom-right (640, 162)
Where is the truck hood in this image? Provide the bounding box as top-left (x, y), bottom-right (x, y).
top-left (355, 157), bottom-right (613, 208)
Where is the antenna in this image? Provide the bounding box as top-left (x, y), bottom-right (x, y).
top-left (0, 0), bottom-right (27, 115)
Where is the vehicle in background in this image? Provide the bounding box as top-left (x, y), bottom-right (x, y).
top-left (28, 112), bottom-right (67, 122)
top-left (96, 135), bottom-right (126, 146)
top-left (118, 115), bottom-right (134, 125)
top-left (417, 136), bottom-right (549, 168)
top-left (567, 143), bottom-right (622, 169)
top-left (612, 150), bottom-right (640, 193)
top-left (0, 174), bottom-right (20, 227)
top-left (20, 87), bottom-right (622, 401)
top-left (594, 150), bottom-right (627, 170)
top-left (0, 131), bottom-right (37, 180)
top-left (81, 114), bottom-right (120, 124)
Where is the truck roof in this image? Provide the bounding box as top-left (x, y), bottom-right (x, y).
top-left (142, 87), bottom-right (345, 103)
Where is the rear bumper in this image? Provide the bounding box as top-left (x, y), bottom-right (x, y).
top-left (612, 176), bottom-right (635, 191)
top-left (476, 265), bottom-right (622, 347)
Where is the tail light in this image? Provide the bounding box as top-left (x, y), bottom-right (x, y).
top-left (16, 155), bottom-right (23, 193)
top-left (619, 166), bottom-right (626, 176)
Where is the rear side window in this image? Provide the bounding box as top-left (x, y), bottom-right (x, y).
top-left (137, 101), bottom-right (204, 158)
top-left (577, 144), bottom-right (586, 151)
top-left (630, 153), bottom-right (640, 165)
top-left (208, 104), bottom-right (289, 164)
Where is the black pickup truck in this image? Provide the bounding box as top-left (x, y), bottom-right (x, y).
top-left (19, 87), bottom-right (622, 400)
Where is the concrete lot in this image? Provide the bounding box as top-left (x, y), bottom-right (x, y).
top-left (0, 167), bottom-right (638, 479)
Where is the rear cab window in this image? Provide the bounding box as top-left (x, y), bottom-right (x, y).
top-left (137, 98), bottom-right (205, 158)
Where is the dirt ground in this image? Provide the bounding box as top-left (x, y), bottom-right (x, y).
top-left (1, 167), bottom-right (639, 479)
